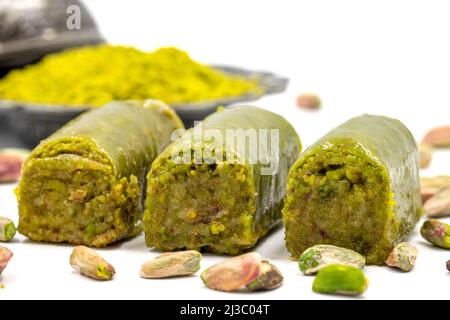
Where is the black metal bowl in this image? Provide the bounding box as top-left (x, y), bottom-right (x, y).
top-left (0, 65), bottom-right (288, 147)
top-left (0, 0), bottom-right (104, 69)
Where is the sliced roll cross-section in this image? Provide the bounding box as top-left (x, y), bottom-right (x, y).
top-left (17, 100), bottom-right (183, 247)
top-left (144, 106), bottom-right (301, 255)
top-left (283, 114), bottom-right (421, 265)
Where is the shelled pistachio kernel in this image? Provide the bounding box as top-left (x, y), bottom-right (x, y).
top-left (0, 246), bottom-right (13, 275)
top-left (420, 176), bottom-right (450, 203)
top-left (201, 252), bottom-right (261, 292)
top-left (296, 93), bottom-right (321, 110)
top-left (0, 148), bottom-right (29, 183)
top-left (312, 265), bottom-right (368, 296)
top-left (69, 246), bottom-right (115, 280)
top-left (422, 126), bottom-right (450, 148)
top-left (419, 143), bottom-right (433, 169)
top-left (0, 217), bottom-right (16, 242)
top-left (424, 188), bottom-right (450, 217)
top-left (140, 250), bottom-right (201, 279)
top-left (386, 242), bottom-right (418, 272)
top-left (420, 219), bottom-right (450, 249)
top-left (246, 260), bottom-right (283, 291)
top-left (299, 245), bottom-right (365, 275)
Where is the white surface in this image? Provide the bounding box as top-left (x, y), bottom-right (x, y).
top-left (1, 0), bottom-right (450, 300)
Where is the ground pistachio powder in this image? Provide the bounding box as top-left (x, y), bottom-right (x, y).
top-left (0, 45), bottom-right (262, 107)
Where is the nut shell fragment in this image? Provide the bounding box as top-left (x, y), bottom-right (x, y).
top-left (69, 246), bottom-right (115, 281)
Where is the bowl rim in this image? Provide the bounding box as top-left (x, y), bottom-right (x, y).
top-left (0, 30), bottom-right (104, 60)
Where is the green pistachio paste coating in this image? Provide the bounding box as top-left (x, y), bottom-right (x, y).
top-left (17, 100), bottom-right (183, 247)
top-left (144, 106), bottom-right (301, 255)
top-left (283, 115), bottom-right (421, 265)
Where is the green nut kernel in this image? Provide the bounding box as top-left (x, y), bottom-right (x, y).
top-left (420, 219), bottom-right (450, 249)
top-left (0, 217), bottom-right (16, 242)
top-left (96, 265), bottom-right (113, 279)
top-left (299, 245), bottom-right (365, 275)
top-left (312, 265), bottom-right (368, 296)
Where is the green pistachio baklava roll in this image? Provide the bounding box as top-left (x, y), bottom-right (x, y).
top-left (283, 114), bottom-right (421, 264)
top-left (144, 106), bottom-right (301, 255)
top-left (17, 100), bottom-right (183, 247)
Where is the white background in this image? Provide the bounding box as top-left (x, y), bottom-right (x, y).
top-left (1, 0), bottom-right (450, 300)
